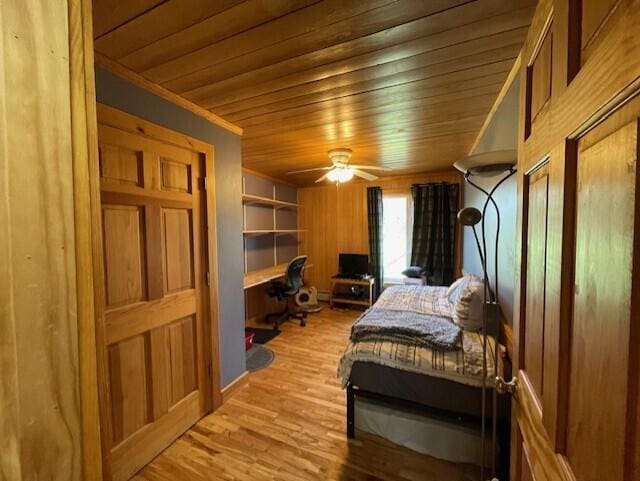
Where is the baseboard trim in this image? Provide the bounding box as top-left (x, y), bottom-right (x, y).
top-left (221, 371), bottom-right (250, 403)
top-left (245, 315), bottom-right (266, 328)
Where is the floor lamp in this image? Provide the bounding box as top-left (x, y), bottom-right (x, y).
top-left (454, 150), bottom-right (517, 481)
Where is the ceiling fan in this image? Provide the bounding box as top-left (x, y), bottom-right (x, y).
top-left (287, 148), bottom-right (391, 183)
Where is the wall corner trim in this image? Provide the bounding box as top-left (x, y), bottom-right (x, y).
top-left (94, 53), bottom-right (244, 137)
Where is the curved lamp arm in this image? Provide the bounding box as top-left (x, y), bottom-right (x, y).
top-left (462, 166), bottom-right (516, 480)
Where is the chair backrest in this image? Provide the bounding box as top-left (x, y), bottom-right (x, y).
top-left (285, 255), bottom-right (308, 291)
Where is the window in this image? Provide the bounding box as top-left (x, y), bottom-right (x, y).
top-left (382, 193), bottom-right (413, 284)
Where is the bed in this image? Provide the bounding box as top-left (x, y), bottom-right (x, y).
top-left (337, 283), bottom-right (510, 446)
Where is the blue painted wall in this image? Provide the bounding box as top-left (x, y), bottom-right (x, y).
top-left (95, 67), bottom-right (246, 387)
top-left (462, 79), bottom-right (519, 324)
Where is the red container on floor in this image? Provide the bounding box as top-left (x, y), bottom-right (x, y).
top-left (244, 330), bottom-right (255, 350)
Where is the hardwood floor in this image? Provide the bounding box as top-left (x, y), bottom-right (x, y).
top-left (134, 307), bottom-right (476, 481)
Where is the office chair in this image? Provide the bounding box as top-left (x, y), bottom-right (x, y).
top-left (266, 255), bottom-right (308, 330)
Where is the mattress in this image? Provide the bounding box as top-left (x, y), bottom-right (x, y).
top-left (338, 282), bottom-right (506, 414)
top-left (338, 330), bottom-right (503, 389)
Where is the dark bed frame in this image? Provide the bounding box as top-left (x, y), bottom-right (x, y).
top-left (345, 361), bottom-right (511, 476)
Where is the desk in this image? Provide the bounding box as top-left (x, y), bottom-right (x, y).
top-left (243, 262), bottom-right (313, 289)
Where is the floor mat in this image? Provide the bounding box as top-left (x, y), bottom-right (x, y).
top-left (246, 345), bottom-right (275, 372)
top-left (246, 327), bottom-right (281, 344)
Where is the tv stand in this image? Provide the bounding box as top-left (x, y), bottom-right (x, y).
top-left (329, 277), bottom-right (375, 309)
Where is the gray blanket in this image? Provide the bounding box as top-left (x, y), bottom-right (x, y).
top-left (350, 308), bottom-right (462, 351)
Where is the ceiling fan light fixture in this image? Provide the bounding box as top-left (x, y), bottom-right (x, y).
top-left (293, 148), bottom-right (384, 183)
top-left (327, 167), bottom-right (354, 183)
top-left (327, 148), bottom-right (353, 164)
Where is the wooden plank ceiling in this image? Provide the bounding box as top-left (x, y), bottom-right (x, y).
top-left (93, 0), bottom-right (536, 185)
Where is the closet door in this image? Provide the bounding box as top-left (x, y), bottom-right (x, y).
top-left (511, 1), bottom-right (640, 480)
top-left (521, 164), bottom-right (549, 406)
top-left (97, 107), bottom-right (216, 481)
top-left (566, 113), bottom-right (638, 481)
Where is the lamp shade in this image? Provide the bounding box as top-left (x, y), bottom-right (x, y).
top-left (326, 167), bottom-right (354, 183)
top-left (458, 207), bottom-right (482, 226)
top-left (454, 150), bottom-right (517, 177)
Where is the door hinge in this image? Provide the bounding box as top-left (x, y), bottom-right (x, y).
top-left (199, 177), bottom-right (207, 191)
top-left (208, 363), bottom-right (213, 378)
top-left (206, 271), bottom-right (211, 286)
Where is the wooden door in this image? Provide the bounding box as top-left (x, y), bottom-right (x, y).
top-left (97, 106), bottom-right (217, 481)
top-left (511, 1), bottom-right (640, 481)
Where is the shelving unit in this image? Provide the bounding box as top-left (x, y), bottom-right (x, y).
top-left (242, 169), bottom-right (301, 278)
top-left (329, 277), bottom-right (375, 308)
top-left (242, 170), bottom-right (304, 324)
top-left (242, 193), bottom-right (299, 209)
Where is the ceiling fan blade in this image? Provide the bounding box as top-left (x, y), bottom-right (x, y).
top-left (287, 166), bottom-right (331, 174)
top-left (314, 172), bottom-right (331, 183)
top-left (352, 169), bottom-right (378, 181)
top-left (349, 164), bottom-right (392, 172)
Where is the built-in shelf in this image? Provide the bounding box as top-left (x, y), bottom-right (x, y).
top-left (243, 229), bottom-right (306, 236)
top-left (242, 194), bottom-right (299, 209)
top-left (242, 171), bottom-right (301, 292)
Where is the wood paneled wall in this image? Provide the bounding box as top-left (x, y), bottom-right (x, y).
top-left (0, 0), bottom-right (100, 479)
top-left (298, 171), bottom-right (462, 293)
top-left (510, 0), bottom-right (640, 480)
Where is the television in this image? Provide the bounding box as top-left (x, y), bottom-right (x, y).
top-left (338, 253), bottom-right (369, 278)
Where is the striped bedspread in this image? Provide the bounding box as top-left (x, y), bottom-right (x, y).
top-left (338, 284), bottom-right (503, 388)
top-left (338, 331), bottom-right (502, 388)
top-left (374, 285), bottom-right (453, 317)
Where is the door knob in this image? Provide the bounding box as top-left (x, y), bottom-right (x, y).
top-left (495, 376), bottom-right (518, 396)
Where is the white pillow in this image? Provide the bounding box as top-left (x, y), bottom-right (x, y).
top-left (452, 277), bottom-right (485, 331)
top-left (446, 275), bottom-right (469, 304)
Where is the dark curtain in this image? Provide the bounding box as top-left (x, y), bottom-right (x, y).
top-left (367, 186), bottom-right (383, 299)
top-left (410, 183), bottom-right (459, 286)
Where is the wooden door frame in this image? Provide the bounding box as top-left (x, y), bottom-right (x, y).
top-left (93, 104), bottom-right (223, 478)
top-left (69, 3), bottom-right (223, 479)
top-left (68, 0), bottom-right (106, 479)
